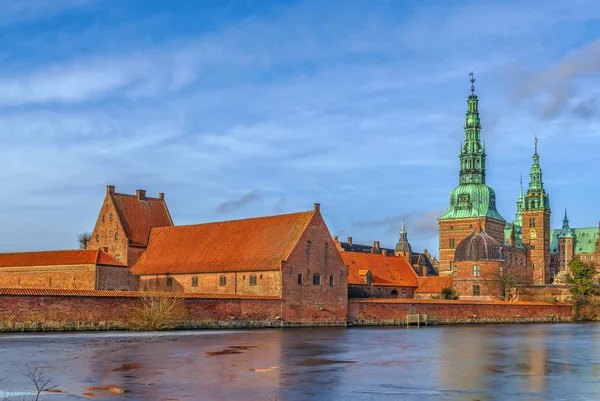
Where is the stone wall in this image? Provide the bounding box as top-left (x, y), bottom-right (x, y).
top-left (348, 298), bottom-right (572, 325)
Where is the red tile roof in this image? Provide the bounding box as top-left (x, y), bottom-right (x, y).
top-left (131, 210), bottom-right (316, 275)
top-left (415, 277), bottom-right (454, 294)
top-left (0, 250), bottom-right (125, 268)
top-left (112, 194), bottom-right (172, 246)
top-left (0, 288), bottom-right (280, 299)
top-left (341, 252), bottom-right (418, 287)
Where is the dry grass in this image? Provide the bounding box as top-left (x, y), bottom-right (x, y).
top-left (130, 294), bottom-right (187, 331)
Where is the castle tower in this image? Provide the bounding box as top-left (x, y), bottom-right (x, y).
top-left (521, 137), bottom-right (551, 284)
top-left (556, 209), bottom-right (574, 277)
top-left (394, 220), bottom-right (413, 259)
top-left (438, 73), bottom-right (506, 272)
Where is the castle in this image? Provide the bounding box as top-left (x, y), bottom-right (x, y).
top-left (437, 74), bottom-right (600, 298)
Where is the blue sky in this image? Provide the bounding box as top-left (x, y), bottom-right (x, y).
top-left (1, 0), bottom-right (600, 256)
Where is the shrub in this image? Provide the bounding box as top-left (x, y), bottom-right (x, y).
top-left (131, 294), bottom-right (187, 331)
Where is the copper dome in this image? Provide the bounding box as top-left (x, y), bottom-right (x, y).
top-left (454, 221), bottom-right (504, 262)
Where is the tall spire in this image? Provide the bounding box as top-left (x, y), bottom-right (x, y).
top-left (459, 71), bottom-right (486, 185)
top-left (524, 137), bottom-right (550, 211)
top-left (515, 174), bottom-right (524, 226)
top-left (562, 209), bottom-right (570, 230)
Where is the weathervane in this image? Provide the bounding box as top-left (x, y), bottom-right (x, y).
top-left (469, 71), bottom-right (475, 95)
top-left (534, 136), bottom-right (538, 154)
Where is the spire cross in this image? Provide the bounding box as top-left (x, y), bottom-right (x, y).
top-left (469, 71), bottom-right (476, 95)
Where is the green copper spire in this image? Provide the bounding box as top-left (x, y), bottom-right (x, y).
top-left (558, 209), bottom-right (573, 239)
top-left (459, 71), bottom-right (486, 185)
top-left (439, 73), bottom-right (504, 222)
top-left (524, 137), bottom-right (550, 211)
top-left (515, 174), bottom-right (524, 226)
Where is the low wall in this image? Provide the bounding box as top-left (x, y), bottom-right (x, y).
top-left (348, 298), bottom-right (573, 325)
top-left (0, 290), bottom-right (573, 332)
top-left (0, 289), bottom-right (345, 331)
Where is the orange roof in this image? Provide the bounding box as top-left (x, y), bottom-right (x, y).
top-left (341, 252), bottom-right (418, 287)
top-left (112, 193), bottom-right (172, 246)
top-left (132, 210), bottom-right (316, 275)
top-left (0, 288), bottom-right (280, 299)
top-left (415, 276), bottom-right (453, 294)
top-left (0, 250), bottom-right (125, 268)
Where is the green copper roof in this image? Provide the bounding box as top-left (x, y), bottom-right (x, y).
top-left (524, 137), bottom-right (550, 211)
top-left (504, 222), bottom-right (525, 249)
top-left (550, 227), bottom-right (598, 254)
top-left (440, 183), bottom-right (505, 220)
top-left (439, 73), bottom-right (505, 223)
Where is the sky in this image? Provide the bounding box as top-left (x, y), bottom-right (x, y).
top-left (1, 0), bottom-right (600, 256)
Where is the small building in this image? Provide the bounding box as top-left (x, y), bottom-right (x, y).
top-left (87, 186), bottom-right (173, 267)
top-left (342, 251), bottom-right (418, 298)
top-left (131, 204), bottom-right (348, 323)
top-left (0, 249), bottom-right (138, 291)
top-left (414, 276), bottom-right (454, 299)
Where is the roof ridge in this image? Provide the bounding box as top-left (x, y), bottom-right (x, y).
top-left (113, 193), bottom-right (163, 200)
top-left (0, 249), bottom-right (95, 255)
top-left (153, 209), bottom-right (315, 231)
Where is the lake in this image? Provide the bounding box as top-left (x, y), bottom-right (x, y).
top-left (0, 324), bottom-right (598, 400)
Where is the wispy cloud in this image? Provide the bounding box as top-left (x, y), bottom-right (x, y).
top-left (216, 190), bottom-right (262, 214)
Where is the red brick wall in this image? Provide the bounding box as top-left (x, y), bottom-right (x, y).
top-left (280, 211), bottom-right (348, 323)
top-left (348, 299), bottom-right (572, 324)
top-left (97, 265), bottom-right (139, 291)
top-left (0, 294), bottom-right (282, 324)
top-left (0, 265), bottom-right (97, 290)
top-left (88, 194), bottom-right (129, 264)
top-left (138, 271), bottom-right (282, 296)
top-left (522, 210), bottom-right (551, 284)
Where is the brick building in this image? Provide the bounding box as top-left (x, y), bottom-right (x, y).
top-left (334, 222), bottom-right (439, 277)
top-left (87, 186), bottom-right (173, 266)
top-left (0, 249), bottom-right (138, 291)
top-left (131, 204), bottom-right (348, 323)
top-left (342, 251), bottom-right (418, 299)
top-left (438, 74), bottom-right (599, 285)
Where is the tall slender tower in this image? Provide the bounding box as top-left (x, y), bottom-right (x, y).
top-left (521, 137), bottom-right (551, 284)
top-left (438, 73), bottom-right (506, 272)
top-left (557, 209), bottom-right (574, 276)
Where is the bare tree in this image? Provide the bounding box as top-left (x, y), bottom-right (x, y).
top-left (25, 365), bottom-right (57, 401)
top-left (131, 293), bottom-right (187, 331)
top-left (481, 266), bottom-right (527, 301)
top-left (77, 232), bottom-right (92, 249)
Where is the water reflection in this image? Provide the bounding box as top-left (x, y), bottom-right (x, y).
top-left (0, 325), bottom-right (599, 400)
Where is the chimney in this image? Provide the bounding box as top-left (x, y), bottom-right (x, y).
top-left (136, 189), bottom-right (147, 201)
top-left (423, 264), bottom-right (428, 277)
top-left (106, 185), bottom-right (115, 195)
top-left (333, 236), bottom-right (338, 242)
top-left (313, 203), bottom-right (321, 212)
top-left (374, 241), bottom-right (380, 250)
top-left (158, 192), bottom-right (165, 200)
top-left (347, 237), bottom-right (353, 245)
top-left (382, 249), bottom-right (388, 257)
